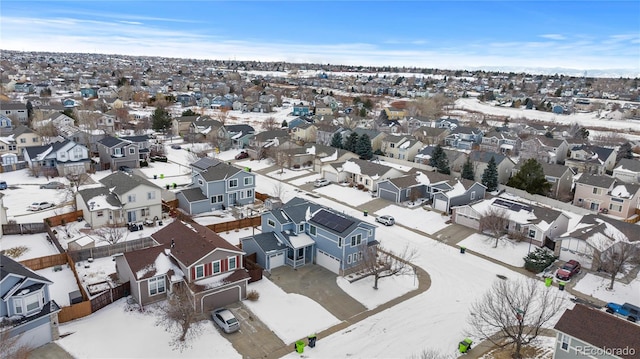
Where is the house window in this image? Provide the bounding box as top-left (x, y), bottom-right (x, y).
top-left (198, 179), bottom-right (204, 186)
top-left (74, 146), bottom-right (83, 158)
top-left (358, 251), bottom-right (363, 261)
top-left (20, 138), bottom-right (26, 143)
top-left (338, 237), bottom-right (342, 248)
top-left (470, 191), bottom-right (476, 200)
top-left (228, 257), bottom-right (237, 270)
top-left (347, 254), bottom-right (352, 264)
top-left (244, 177), bottom-right (253, 186)
top-left (97, 211), bottom-right (104, 217)
top-left (195, 265), bottom-right (204, 279)
top-left (212, 261), bottom-right (221, 274)
top-left (14, 299), bottom-right (23, 315)
top-left (210, 195), bottom-right (223, 204)
top-left (148, 276), bottom-right (166, 296)
top-left (229, 179), bottom-right (238, 188)
top-left (528, 229), bottom-right (536, 238)
top-left (609, 203), bottom-right (623, 212)
top-left (299, 223), bottom-right (304, 232)
top-left (8, 145), bottom-right (16, 151)
top-left (351, 234), bottom-right (362, 246)
top-left (560, 334), bottom-right (570, 351)
top-left (128, 194), bottom-right (136, 203)
top-left (14, 291), bottom-right (43, 316)
top-left (129, 147), bottom-right (135, 155)
top-left (147, 191), bottom-right (156, 200)
top-left (114, 148), bottom-right (122, 156)
top-left (390, 143), bottom-right (395, 148)
top-left (267, 219), bottom-right (275, 227)
top-left (60, 152), bottom-right (66, 159)
top-left (592, 187), bottom-right (601, 195)
top-left (310, 225), bottom-right (317, 236)
top-left (247, 189), bottom-right (253, 198)
top-left (141, 208), bottom-right (149, 216)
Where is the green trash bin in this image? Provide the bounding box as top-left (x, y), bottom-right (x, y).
top-left (295, 340), bottom-right (305, 353)
top-left (458, 338), bottom-right (473, 353)
top-left (460, 246), bottom-right (466, 254)
top-left (545, 277), bottom-right (553, 287)
top-left (364, 210), bottom-right (368, 217)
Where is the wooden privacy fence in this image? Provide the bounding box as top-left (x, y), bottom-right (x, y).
top-left (207, 216), bottom-right (260, 233)
top-left (19, 253), bottom-right (68, 271)
top-left (255, 191), bottom-right (270, 201)
top-left (2, 222), bottom-right (46, 235)
top-left (58, 301), bottom-right (92, 323)
top-left (44, 210), bottom-right (84, 227)
top-left (67, 237), bottom-right (156, 262)
top-left (90, 282), bottom-right (130, 313)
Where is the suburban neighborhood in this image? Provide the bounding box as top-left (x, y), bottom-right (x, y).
top-left (1, 49), bottom-right (639, 359)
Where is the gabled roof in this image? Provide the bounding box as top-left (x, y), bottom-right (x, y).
top-left (615, 158), bottom-right (640, 172)
top-left (151, 221), bottom-right (242, 267)
top-left (575, 174), bottom-right (616, 188)
top-left (0, 254), bottom-right (52, 284)
top-left (12, 125), bottom-right (34, 137)
top-left (121, 134), bottom-right (149, 143)
top-left (513, 161), bottom-right (573, 178)
top-left (122, 245), bottom-right (176, 280)
top-left (469, 151), bottom-right (509, 165)
top-left (77, 186), bottom-right (122, 209)
top-left (560, 214), bottom-right (637, 243)
top-left (224, 124), bottom-right (255, 135)
top-left (251, 129), bottom-right (289, 142)
top-left (193, 159), bottom-right (243, 182)
top-left (554, 304), bottom-right (640, 359)
top-left (99, 171), bottom-right (160, 196)
top-left (570, 145), bottom-right (615, 161)
top-left (98, 135), bottom-right (129, 148)
top-left (340, 158), bottom-right (398, 178)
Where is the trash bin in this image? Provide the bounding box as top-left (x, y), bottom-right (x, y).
top-left (160, 174), bottom-right (164, 179)
top-left (166, 184), bottom-right (170, 190)
top-left (364, 210), bottom-right (368, 216)
top-left (295, 340), bottom-right (305, 353)
top-left (558, 282), bottom-right (565, 291)
top-left (545, 277), bottom-right (553, 287)
top-left (153, 175), bottom-right (157, 179)
top-left (460, 246), bottom-right (466, 254)
top-left (173, 183), bottom-right (177, 189)
top-left (308, 334), bottom-right (317, 348)
top-left (458, 338), bottom-right (472, 353)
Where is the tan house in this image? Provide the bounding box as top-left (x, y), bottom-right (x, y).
top-left (573, 174), bottom-right (640, 219)
top-left (411, 126), bottom-right (449, 146)
top-left (380, 135), bottom-right (423, 161)
top-left (314, 103), bottom-right (333, 116)
top-left (291, 123), bottom-right (317, 143)
top-left (519, 136), bottom-right (569, 164)
top-left (383, 107), bottom-right (406, 120)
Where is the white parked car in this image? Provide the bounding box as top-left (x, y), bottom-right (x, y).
top-left (314, 178), bottom-right (331, 187)
top-left (375, 215), bottom-right (395, 226)
top-left (28, 201), bottom-right (55, 211)
top-left (211, 308), bottom-right (240, 333)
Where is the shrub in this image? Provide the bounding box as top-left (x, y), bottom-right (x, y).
top-left (246, 290), bottom-right (260, 301)
top-left (523, 247), bottom-right (557, 273)
top-left (357, 184), bottom-right (365, 190)
top-left (293, 164), bottom-right (300, 169)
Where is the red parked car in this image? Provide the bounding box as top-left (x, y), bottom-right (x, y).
top-left (556, 260), bottom-right (581, 281)
top-left (235, 151), bottom-right (249, 160)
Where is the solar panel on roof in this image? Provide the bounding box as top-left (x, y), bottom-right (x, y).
top-left (310, 210), bottom-right (354, 233)
top-left (492, 198), bottom-right (532, 212)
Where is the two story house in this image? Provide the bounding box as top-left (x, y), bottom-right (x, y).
top-left (291, 122), bottom-right (317, 143)
top-left (380, 135), bottom-right (423, 161)
top-left (519, 136), bottom-right (569, 165)
top-left (479, 130), bottom-right (521, 156)
top-left (452, 195), bottom-right (570, 248)
top-left (444, 126), bottom-right (483, 150)
top-left (76, 171), bottom-right (163, 227)
top-left (115, 221), bottom-right (249, 312)
top-left (96, 135), bottom-right (141, 171)
top-left (511, 162), bottom-right (575, 200)
top-left (176, 157), bottom-right (256, 215)
top-left (411, 126), bottom-right (449, 147)
top-left (414, 146), bottom-right (468, 172)
top-left (565, 145), bottom-right (617, 175)
top-left (246, 129), bottom-right (289, 160)
top-left (572, 174), bottom-right (640, 219)
top-left (241, 197), bottom-right (378, 275)
top-left (22, 139), bottom-right (90, 176)
top-left (469, 151), bottom-right (516, 185)
top-left (0, 255), bottom-right (61, 350)
top-left (553, 304), bottom-right (640, 359)
top-left (1, 102), bottom-right (28, 124)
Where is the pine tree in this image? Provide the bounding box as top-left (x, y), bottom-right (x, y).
top-left (330, 132), bottom-right (343, 149)
top-left (429, 145), bottom-right (450, 175)
top-left (481, 156), bottom-right (499, 192)
top-left (344, 132), bottom-right (359, 153)
top-left (507, 158), bottom-right (551, 195)
top-left (461, 157), bottom-right (475, 180)
top-left (152, 108), bottom-right (172, 132)
top-left (281, 119), bottom-right (288, 128)
top-left (355, 134), bottom-right (373, 160)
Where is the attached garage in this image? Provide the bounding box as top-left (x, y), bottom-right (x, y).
top-left (453, 211), bottom-right (480, 230)
top-left (268, 252), bottom-right (285, 270)
top-left (433, 198), bottom-right (448, 212)
top-left (316, 249), bottom-right (340, 274)
top-left (323, 171), bottom-right (339, 183)
top-left (200, 285), bottom-right (244, 312)
top-left (378, 188), bottom-right (398, 202)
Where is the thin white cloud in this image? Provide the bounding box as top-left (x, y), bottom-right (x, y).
top-left (118, 21), bottom-right (143, 25)
top-left (540, 34), bottom-right (566, 40)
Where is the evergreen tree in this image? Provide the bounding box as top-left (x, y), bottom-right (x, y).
top-left (181, 109), bottom-right (197, 116)
top-left (481, 156), bottom-right (499, 192)
top-left (355, 134), bottom-right (373, 160)
top-left (152, 108), bottom-right (172, 133)
top-left (344, 132), bottom-right (359, 153)
top-left (617, 142), bottom-right (634, 161)
top-left (461, 157), bottom-right (475, 180)
top-left (429, 145), bottom-right (450, 175)
top-left (330, 132), bottom-right (343, 149)
top-left (507, 159), bottom-right (551, 195)
top-left (281, 119), bottom-right (288, 128)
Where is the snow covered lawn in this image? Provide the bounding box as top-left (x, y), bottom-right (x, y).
top-left (244, 278), bottom-right (341, 344)
top-left (57, 299), bottom-right (240, 359)
top-left (37, 265), bottom-right (80, 307)
top-left (313, 184), bottom-right (375, 207)
top-left (265, 168), bottom-right (312, 180)
top-left (288, 173), bottom-right (321, 186)
top-left (375, 204), bottom-right (449, 235)
top-left (457, 233), bottom-right (532, 267)
top-left (337, 272), bottom-right (418, 310)
top-left (0, 233), bottom-right (60, 260)
top-left (573, 272), bottom-right (640, 304)
top-left (235, 158), bottom-right (275, 171)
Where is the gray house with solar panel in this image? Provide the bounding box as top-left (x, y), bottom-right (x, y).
top-left (240, 197), bottom-right (378, 275)
top-left (176, 157), bottom-right (255, 215)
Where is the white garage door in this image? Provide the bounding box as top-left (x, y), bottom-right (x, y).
top-left (434, 198), bottom-right (448, 212)
top-left (323, 171), bottom-right (338, 183)
top-left (316, 249), bottom-right (340, 274)
top-left (269, 252), bottom-right (285, 269)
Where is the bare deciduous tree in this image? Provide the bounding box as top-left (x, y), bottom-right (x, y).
top-left (64, 173), bottom-right (93, 209)
top-left (479, 207), bottom-right (509, 247)
top-left (467, 278), bottom-right (567, 359)
top-left (357, 244), bottom-right (417, 290)
top-left (591, 232), bottom-right (639, 290)
top-left (261, 116), bottom-right (279, 131)
top-left (93, 223), bottom-right (128, 245)
top-left (156, 284), bottom-right (202, 352)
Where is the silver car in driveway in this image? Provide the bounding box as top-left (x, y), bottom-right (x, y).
top-left (375, 215), bottom-right (395, 226)
top-left (211, 308), bottom-right (240, 333)
top-left (314, 178), bottom-right (331, 187)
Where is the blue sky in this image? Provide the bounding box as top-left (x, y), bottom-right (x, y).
top-left (2, 1), bottom-right (639, 74)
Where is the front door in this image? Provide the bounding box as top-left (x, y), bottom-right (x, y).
top-left (127, 210), bottom-right (136, 223)
top-left (228, 193), bottom-right (236, 206)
